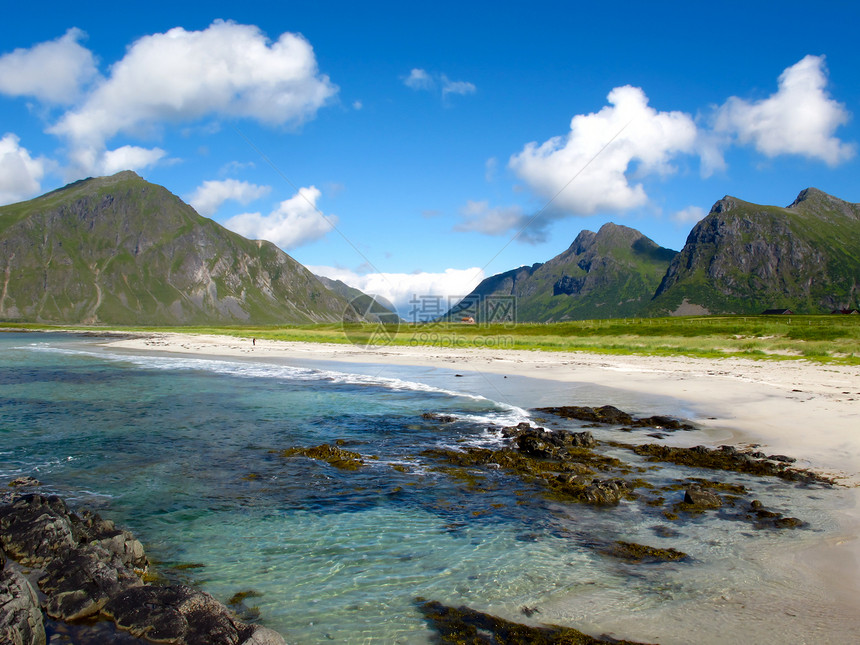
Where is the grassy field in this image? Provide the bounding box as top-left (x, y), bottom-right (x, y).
top-left (3, 315), bottom-right (859, 365)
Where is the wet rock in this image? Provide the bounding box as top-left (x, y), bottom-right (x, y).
top-left (617, 443), bottom-right (833, 485)
top-left (683, 488), bottom-right (722, 509)
top-left (39, 544), bottom-right (143, 621)
top-left (279, 443), bottom-right (366, 470)
top-left (1, 544), bottom-right (5, 568)
top-left (603, 541), bottom-right (688, 563)
top-left (768, 454), bottom-right (797, 464)
top-left (7, 478), bottom-right (41, 489)
top-left (0, 567), bottom-right (46, 645)
top-left (102, 584), bottom-right (285, 645)
top-left (747, 500), bottom-right (805, 530)
top-left (422, 412), bottom-right (457, 423)
top-left (416, 598), bottom-right (653, 644)
top-left (0, 494), bottom-right (77, 567)
top-left (534, 405), bottom-right (693, 430)
top-left (535, 405), bottom-right (634, 426)
top-left (580, 479), bottom-right (629, 506)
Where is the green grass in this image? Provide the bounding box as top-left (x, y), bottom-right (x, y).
top-left (3, 315), bottom-right (858, 365)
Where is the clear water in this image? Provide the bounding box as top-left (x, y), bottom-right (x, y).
top-left (0, 333), bottom-right (849, 644)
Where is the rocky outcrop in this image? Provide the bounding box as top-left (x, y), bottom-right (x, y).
top-left (535, 405), bottom-right (694, 430)
top-left (0, 568), bottom-right (45, 645)
top-left (0, 491), bottom-right (285, 645)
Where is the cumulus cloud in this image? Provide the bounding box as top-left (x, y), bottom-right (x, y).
top-left (0, 133), bottom-right (48, 205)
top-left (0, 28), bottom-right (98, 104)
top-left (47, 20), bottom-right (337, 175)
top-left (715, 55), bottom-right (854, 165)
top-left (187, 178), bottom-right (271, 217)
top-left (509, 85), bottom-right (698, 216)
top-left (671, 205), bottom-right (706, 225)
top-left (224, 186), bottom-right (335, 249)
top-left (310, 265), bottom-right (485, 319)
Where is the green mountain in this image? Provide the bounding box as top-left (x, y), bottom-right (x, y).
top-left (650, 188), bottom-right (860, 315)
top-left (449, 223), bottom-right (677, 322)
top-left (0, 171), bottom-right (363, 325)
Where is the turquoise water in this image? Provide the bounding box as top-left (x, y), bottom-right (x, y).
top-left (0, 333), bottom-right (847, 644)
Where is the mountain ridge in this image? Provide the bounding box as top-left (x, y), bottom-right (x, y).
top-left (0, 171), bottom-right (362, 325)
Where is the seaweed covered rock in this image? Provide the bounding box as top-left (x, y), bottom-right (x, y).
top-left (102, 585), bottom-right (285, 645)
top-left (618, 443), bottom-right (832, 484)
top-left (279, 443), bottom-right (366, 470)
top-left (417, 598), bottom-right (653, 644)
top-left (683, 487), bottom-right (722, 509)
top-left (603, 541), bottom-right (688, 563)
top-left (0, 567), bottom-right (46, 645)
top-left (534, 405), bottom-right (693, 430)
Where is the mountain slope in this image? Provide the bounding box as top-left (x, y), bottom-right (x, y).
top-left (0, 171), bottom-right (361, 325)
top-left (650, 188), bottom-right (860, 314)
top-left (449, 223), bottom-right (677, 322)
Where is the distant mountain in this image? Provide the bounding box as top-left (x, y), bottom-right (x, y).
top-left (0, 171), bottom-right (363, 325)
top-left (449, 223), bottom-right (677, 322)
top-left (650, 188), bottom-right (860, 315)
top-left (315, 276), bottom-right (402, 323)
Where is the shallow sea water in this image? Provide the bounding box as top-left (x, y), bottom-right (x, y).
top-left (0, 332), bottom-right (851, 644)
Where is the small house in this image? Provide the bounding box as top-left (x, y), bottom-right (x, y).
top-left (761, 309), bottom-right (793, 315)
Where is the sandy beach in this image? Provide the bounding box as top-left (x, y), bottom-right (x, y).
top-left (100, 331), bottom-right (860, 640)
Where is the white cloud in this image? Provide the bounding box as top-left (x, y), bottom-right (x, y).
top-left (441, 76), bottom-right (476, 98)
top-left (0, 133), bottom-right (49, 205)
top-left (404, 68), bottom-right (434, 90)
top-left (403, 68), bottom-right (476, 101)
top-left (310, 265), bottom-right (485, 319)
top-left (671, 205), bottom-right (706, 225)
top-left (455, 200), bottom-right (526, 235)
top-left (509, 85), bottom-right (698, 216)
top-left (48, 20), bottom-right (337, 174)
top-left (715, 55), bottom-right (854, 165)
top-left (101, 146), bottom-right (166, 175)
top-left (0, 28), bottom-right (98, 104)
top-left (224, 186), bottom-right (335, 249)
top-left (187, 178), bottom-right (271, 217)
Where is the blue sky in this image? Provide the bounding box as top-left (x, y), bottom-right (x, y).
top-left (2, 1), bottom-right (858, 314)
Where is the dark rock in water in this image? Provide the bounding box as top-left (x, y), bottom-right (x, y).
top-left (7, 477), bottom-right (41, 489)
top-left (581, 479), bottom-right (629, 506)
top-left (422, 412), bottom-right (457, 423)
top-left (603, 541), bottom-right (688, 563)
top-left (39, 544), bottom-right (143, 621)
top-left (0, 494), bottom-right (77, 567)
top-left (102, 585), bottom-right (285, 645)
top-left (536, 405), bottom-right (634, 426)
top-left (0, 544), bottom-right (5, 568)
top-left (683, 488), bottom-right (722, 509)
top-left (0, 567), bottom-right (46, 645)
top-left (616, 443), bottom-right (833, 485)
top-left (279, 443), bottom-right (366, 470)
top-left (416, 598), bottom-right (654, 644)
top-left (768, 454), bottom-right (797, 464)
top-left (534, 405), bottom-right (694, 431)
top-left (747, 500), bottom-right (805, 530)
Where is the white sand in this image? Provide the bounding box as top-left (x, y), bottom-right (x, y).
top-left (102, 331), bottom-right (860, 638)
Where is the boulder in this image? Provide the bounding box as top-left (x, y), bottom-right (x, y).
top-left (0, 567), bottom-right (46, 645)
top-left (39, 544), bottom-right (143, 621)
top-left (684, 488), bottom-right (722, 509)
top-left (103, 584), bottom-right (285, 645)
top-left (0, 495), bottom-right (76, 567)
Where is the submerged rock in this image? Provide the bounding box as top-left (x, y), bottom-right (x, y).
top-left (416, 598), bottom-right (653, 644)
top-left (0, 567), bottom-right (46, 645)
top-left (603, 541), bottom-right (688, 563)
top-left (683, 487), bottom-right (722, 509)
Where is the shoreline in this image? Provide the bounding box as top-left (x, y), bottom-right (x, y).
top-left (17, 328), bottom-right (859, 640)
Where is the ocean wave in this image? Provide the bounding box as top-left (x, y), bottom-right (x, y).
top-left (24, 342), bottom-right (531, 428)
